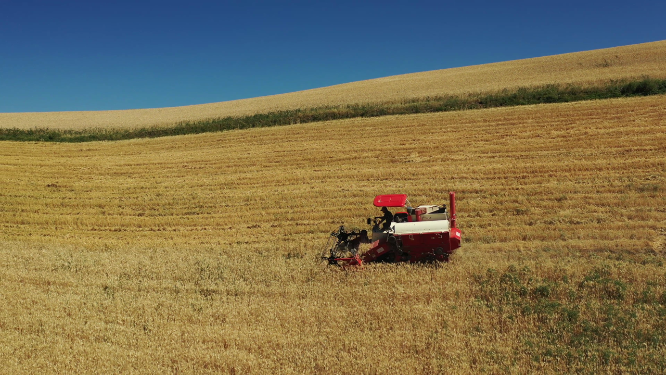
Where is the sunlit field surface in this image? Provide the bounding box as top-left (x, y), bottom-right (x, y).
top-left (1, 40), bottom-right (665, 130)
top-left (1, 95), bottom-right (665, 373)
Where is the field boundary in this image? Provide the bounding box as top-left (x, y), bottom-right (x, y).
top-left (2, 77), bottom-right (665, 143)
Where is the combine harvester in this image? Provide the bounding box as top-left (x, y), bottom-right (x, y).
top-left (322, 193), bottom-right (461, 267)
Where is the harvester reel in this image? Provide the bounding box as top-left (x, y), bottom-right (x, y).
top-left (320, 225), bottom-right (363, 266)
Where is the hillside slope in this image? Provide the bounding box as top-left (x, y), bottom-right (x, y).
top-left (2, 38), bottom-right (666, 373)
top-left (1, 96), bottom-right (665, 372)
top-left (1, 40), bottom-right (665, 130)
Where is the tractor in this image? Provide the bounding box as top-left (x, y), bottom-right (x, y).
top-left (322, 192), bottom-right (461, 267)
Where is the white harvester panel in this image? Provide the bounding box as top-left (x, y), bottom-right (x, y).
top-left (392, 220), bottom-right (450, 235)
top-left (416, 205), bottom-right (441, 214)
top-left (421, 213), bottom-right (448, 221)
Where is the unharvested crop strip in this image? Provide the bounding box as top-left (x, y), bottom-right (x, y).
top-left (2, 77), bottom-right (665, 143)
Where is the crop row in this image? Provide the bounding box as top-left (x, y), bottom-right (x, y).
top-left (1, 77), bottom-right (665, 142)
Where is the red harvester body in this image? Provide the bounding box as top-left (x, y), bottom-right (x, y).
top-left (322, 192), bottom-right (461, 267)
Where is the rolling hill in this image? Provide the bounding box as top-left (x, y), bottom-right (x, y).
top-left (1, 40), bottom-right (665, 130)
top-left (0, 41), bottom-right (665, 373)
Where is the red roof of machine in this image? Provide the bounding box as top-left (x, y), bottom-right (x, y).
top-left (373, 194), bottom-right (408, 207)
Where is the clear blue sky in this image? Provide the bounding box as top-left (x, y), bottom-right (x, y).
top-left (1, 0), bottom-right (664, 112)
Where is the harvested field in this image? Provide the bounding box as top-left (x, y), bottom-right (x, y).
top-left (1, 40), bottom-right (665, 130)
top-left (1, 95), bottom-right (665, 373)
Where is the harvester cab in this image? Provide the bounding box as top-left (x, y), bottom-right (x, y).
top-left (322, 192), bottom-right (461, 267)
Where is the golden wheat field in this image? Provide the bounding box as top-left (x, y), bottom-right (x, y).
top-left (1, 90), bottom-right (665, 373)
top-left (1, 40), bottom-right (666, 131)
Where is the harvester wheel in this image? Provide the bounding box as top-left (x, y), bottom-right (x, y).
top-left (422, 252), bottom-right (437, 263)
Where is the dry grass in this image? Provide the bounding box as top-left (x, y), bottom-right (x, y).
top-left (1, 40), bottom-right (666, 130)
top-left (1, 95), bottom-right (665, 373)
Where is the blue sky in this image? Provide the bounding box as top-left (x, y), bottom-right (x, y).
top-left (1, 0), bottom-right (664, 112)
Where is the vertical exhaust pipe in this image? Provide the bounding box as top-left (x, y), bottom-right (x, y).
top-left (449, 191), bottom-right (457, 229)
top-left (448, 191), bottom-right (461, 252)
